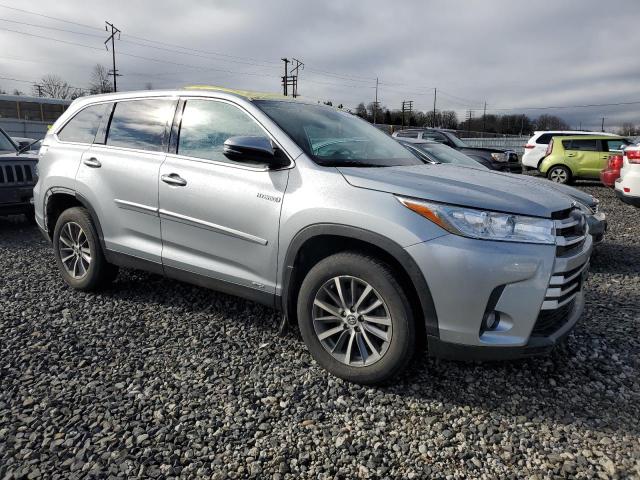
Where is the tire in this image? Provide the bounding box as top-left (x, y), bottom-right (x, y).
top-left (297, 251), bottom-right (415, 385)
top-left (547, 165), bottom-right (572, 184)
top-left (52, 207), bottom-right (118, 291)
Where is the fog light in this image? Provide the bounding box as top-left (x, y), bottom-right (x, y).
top-left (483, 311), bottom-right (500, 331)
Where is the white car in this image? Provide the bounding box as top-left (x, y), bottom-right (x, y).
top-left (615, 144), bottom-right (640, 207)
top-left (522, 130), bottom-right (619, 170)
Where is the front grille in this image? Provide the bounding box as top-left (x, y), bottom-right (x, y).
top-left (532, 299), bottom-right (575, 336)
top-left (554, 208), bottom-right (588, 257)
top-left (0, 163), bottom-right (34, 185)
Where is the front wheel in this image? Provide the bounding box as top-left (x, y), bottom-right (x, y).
top-left (547, 165), bottom-right (572, 184)
top-left (297, 252), bottom-right (415, 384)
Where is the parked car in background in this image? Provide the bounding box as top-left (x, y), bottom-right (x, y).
top-left (539, 135), bottom-right (631, 184)
top-left (600, 153), bottom-right (624, 187)
top-left (615, 145), bottom-right (640, 207)
top-left (522, 130), bottom-right (619, 171)
top-left (397, 138), bottom-right (606, 245)
top-left (0, 127), bottom-right (38, 220)
top-left (35, 88), bottom-right (592, 384)
top-left (392, 127), bottom-right (521, 173)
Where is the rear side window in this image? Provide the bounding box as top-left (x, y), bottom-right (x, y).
top-left (58, 104), bottom-right (107, 144)
top-left (422, 132), bottom-right (447, 143)
top-left (106, 99), bottom-right (176, 152)
top-left (563, 139), bottom-right (598, 151)
top-left (605, 139), bottom-right (630, 151)
top-left (536, 133), bottom-right (554, 144)
top-left (177, 99), bottom-right (264, 163)
top-left (397, 131), bottom-right (419, 138)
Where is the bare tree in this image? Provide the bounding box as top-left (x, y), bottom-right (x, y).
top-left (12, 89), bottom-right (23, 96)
top-left (35, 75), bottom-right (76, 99)
top-left (144, 82), bottom-right (154, 90)
top-left (617, 122), bottom-right (639, 136)
top-left (534, 114), bottom-right (569, 131)
top-left (89, 64), bottom-right (113, 94)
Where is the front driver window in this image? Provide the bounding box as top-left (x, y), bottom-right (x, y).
top-left (178, 99), bottom-right (264, 163)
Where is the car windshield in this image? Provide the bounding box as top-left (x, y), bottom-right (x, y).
top-left (414, 143), bottom-right (484, 167)
top-left (0, 130), bottom-right (17, 152)
top-left (254, 100), bottom-right (421, 167)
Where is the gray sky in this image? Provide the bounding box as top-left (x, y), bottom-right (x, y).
top-left (1, 0), bottom-right (639, 130)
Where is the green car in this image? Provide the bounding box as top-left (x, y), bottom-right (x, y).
top-left (539, 135), bottom-right (631, 184)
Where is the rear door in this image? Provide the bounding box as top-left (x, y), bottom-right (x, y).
top-left (563, 139), bottom-right (600, 178)
top-left (158, 97), bottom-right (289, 298)
top-left (75, 97), bottom-right (177, 264)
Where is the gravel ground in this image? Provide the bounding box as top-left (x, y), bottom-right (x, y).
top-left (1, 183), bottom-right (639, 479)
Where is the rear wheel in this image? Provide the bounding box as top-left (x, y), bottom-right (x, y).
top-left (297, 252), bottom-right (415, 384)
top-left (547, 165), bottom-right (572, 184)
top-left (53, 207), bottom-right (118, 290)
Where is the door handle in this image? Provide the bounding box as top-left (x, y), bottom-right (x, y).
top-left (83, 157), bottom-right (101, 168)
top-left (161, 173), bottom-right (187, 186)
top-left (566, 153), bottom-right (576, 157)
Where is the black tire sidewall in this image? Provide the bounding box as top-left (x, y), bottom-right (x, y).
top-left (52, 207), bottom-right (106, 291)
top-left (297, 252), bottom-right (415, 385)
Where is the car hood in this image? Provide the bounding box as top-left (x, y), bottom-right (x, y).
top-left (498, 172), bottom-right (596, 208)
top-left (0, 152), bottom-right (38, 162)
top-left (338, 164), bottom-right (574, 218)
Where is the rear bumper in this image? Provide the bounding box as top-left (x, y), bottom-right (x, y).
top-left (615, 189), bottom-right (640, 207)
top-left (427, 291), bottom-right (583, 361)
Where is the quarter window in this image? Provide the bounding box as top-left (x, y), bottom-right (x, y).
top-left (106, 99), bottom-right (175, 152)
top-left (58, 104), bottom-right (108, 144)
top-left (177, 99), bottom-right (264, 163)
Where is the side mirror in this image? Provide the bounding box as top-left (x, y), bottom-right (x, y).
top-left (223, 136), bottom-right (287, 168)
top-left (18, 141), bottom-right (31, 150)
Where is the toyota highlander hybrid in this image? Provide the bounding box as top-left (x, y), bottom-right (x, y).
top-left (33, 87), bottom-right (593, 384)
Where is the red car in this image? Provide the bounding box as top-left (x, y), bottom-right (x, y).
top-left (600, 153), bottom-right (623, 187)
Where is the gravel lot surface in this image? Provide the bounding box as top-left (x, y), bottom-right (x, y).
top-left (1, 183), bottom-right (639, 479)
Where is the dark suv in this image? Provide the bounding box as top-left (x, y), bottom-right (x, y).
top-left (392, 128), bottom-right (521, 173)
top-left (0, 127), bottom-right (38, 219)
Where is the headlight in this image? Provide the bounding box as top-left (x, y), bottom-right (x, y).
top-left (490, 152), bottom-right (507, 162)
top-left (398, 197), bottom-right (555, 244)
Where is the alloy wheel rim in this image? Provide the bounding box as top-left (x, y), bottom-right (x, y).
top-left (312, 275), bottom-right (392, 367)
top-left (550, 168), bottom-right (567, 183)
top-left (58, 221), bottom-right (91, 279)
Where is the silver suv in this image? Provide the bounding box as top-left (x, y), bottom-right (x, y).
top-left (34, 88), bottom-right (592, 384)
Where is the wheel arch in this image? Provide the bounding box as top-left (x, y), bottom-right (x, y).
top-left (281, 224), bottom-right (439, 339)
top-left (44, 188), bottom-right (106, 251)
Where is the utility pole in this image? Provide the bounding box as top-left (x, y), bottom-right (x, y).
top-left (281, 57), bottom-right (303, 97)
top-left (34, 84), bottom-right (43, 97)
top-left (373, 77), bottom-right (379, 124)
top-left (432, 88), bottom-right (437, 128)
top-left (281, 58), bottom-right (289, 96)
top-left (601, 117), bottom-right (605, 132)
top-left (104, 21), bottom-right (121, 92)
top-left (401, 100), bottom-right (413, 127)
top-left (482, 101), bottom-right (487, 134)
top-left (466, 110), bottom-right (474, 135)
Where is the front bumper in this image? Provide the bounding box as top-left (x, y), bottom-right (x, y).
top-left (406, 230), bottom-right (592, 358)
top-left (587, 212), bottom-right (607, 245)
top-left (427, 291), bottom-right (584, 361)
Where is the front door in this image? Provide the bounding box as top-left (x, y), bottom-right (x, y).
top-left (159, 98), bottom-right (289, 298)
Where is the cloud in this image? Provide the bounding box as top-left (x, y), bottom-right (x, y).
top-left (0, 0), bottom-right (638, 129)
